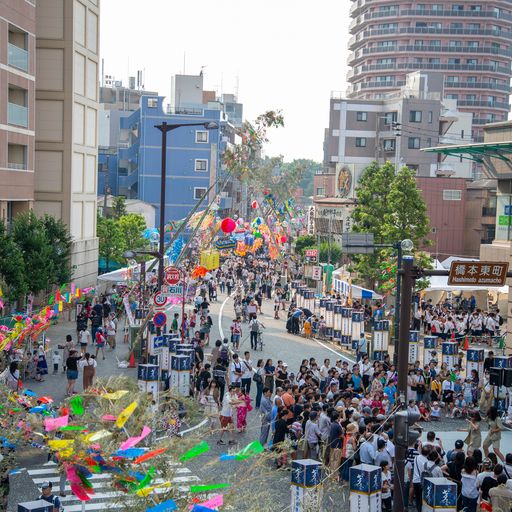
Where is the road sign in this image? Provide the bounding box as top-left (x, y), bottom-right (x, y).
top-left (153, 292), bottom-right (167, 308)
top-left (164, 267), bottom-right (182, 285)
top-left (153, 312), bottom-right (167, 328)
top-left (448, 261), bottom-right (509, 286)
top-left (305, 249), bottom-right (318, 258)
top-left (341, 233), bottom-right (375, 254)
top-left (163, 284), bottom-right (184, 297)
top-left (312, 266), bottom-right (322, 281)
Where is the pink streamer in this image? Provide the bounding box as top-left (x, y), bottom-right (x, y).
top-left (119, 425), bottom-right (151, 450)
top-left (189, 494), bottom-right (224, 510)
top-left (101, 414), bottom-right (117, 421)
top-left (44, 415), bottom-right (69, 431)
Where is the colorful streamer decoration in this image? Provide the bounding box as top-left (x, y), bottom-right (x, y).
top-left (133, 448), bottom-right (166, 464)
top-left (189, 483), bottom-right (230, 493)
top-left (179, 441), bottom-right (209, 462)
top-left (70, 395), bottom-right (84, 416)
top-left (115, 401), bottom-right (138, 428)
top-left (120, 426), bottom-right (151, 451)
top-left (146, 499), bottom-right (177, 512)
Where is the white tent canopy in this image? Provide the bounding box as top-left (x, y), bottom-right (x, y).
top-left (97, 258), bottom-right (162, 283)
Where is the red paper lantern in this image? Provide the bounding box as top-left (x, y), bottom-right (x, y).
top-left (280, 235), bottom-right (287, 243)
top-left (251, 200), bottom-right (258, 209)
top-left (220, 217), bottom-right (236, 233)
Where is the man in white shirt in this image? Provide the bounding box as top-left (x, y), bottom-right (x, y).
top-left (229, 354), bottom-right (243, 388)
top-left (411, 446), bottom-right (431, 511)
top-left (319, 358), bottom-right (330, 392)
top-left (476, 458), bottom-right (495, 490)
top-left (240, 351), bottom-right (253, 394)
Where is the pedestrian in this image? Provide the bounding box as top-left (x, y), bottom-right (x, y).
top-left (36, 345), bottom-right (48, 382)
top-left (254, 359), bottom-right (265, 408)
top-left (264, 358), bottom-right (275, 392)
top-left (62, 334), bottom-right (75, 374)
top-left (240, 351), bottom-right (253, 394)
top-left (65, 349), bottom-right (81, 396)
top-left (38, 481), bottom-right (62, 511)
top-left (236, 387), bottom-right (252, 432)
top-left (230, 318), bottom-right (242, 351)
top-left (327, 411), bottom-right (343, 481)
top-left (483, 406), bottom-right (505, 462)
top-left (2, 362), bottom-right (20, 392)
top-left (304, 410), bottom-right (322, 460)
top-left (218, 384), bottom-right (240, 445)
top-left (78, 326), bottom-right (91, 354)
top-left (52, 349), bottom-right (61, 375)
top-left (212, 358), bottom-right (227, 402)
top-left (259, 387), bottom-right (273, 447)
top-left (202, 380), bottom-right (220, 429)
top-left (106, 313), bottom-right (117, 350)
top-left (249, 315), bottom-right (265, 350)
top-left (79, 352), bottom-right (97, 390)
top-left (381, 460), bottom-right (393, 512)
top-left (95, 327), bottom-right (106, 360)
top-left (489, 474), bottom-right (512, 511)
top-left (272, 409), bottom-right (289, 468)
top-left (460, 456), bottom-right (479, 512)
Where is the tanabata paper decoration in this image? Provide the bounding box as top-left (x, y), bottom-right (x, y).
top-left (189, 483), bottom-right (230, 492)
top-left (189, 494), bottom-right (223, 510)
top-left (101, 390), bottom-right (129, 400)
top-left (146, 499), bottom-right (177, 512)
top-left (191, 506), bottom-right (215, 512)
top-left (280, 235), bottom-right (287, 243)
top-left (219, 440), bottom-right (264, 461)
top-left (84, 430), bottom-right (112, 443)
top-left (101, 414), bottom-right (117, 421)
top-left (23, 389), bottom-right (36, 397)
top-left (179, 441), bottom-right (209, 462)
top-left (120, 425), bottom-right (151, 451)
top-left (115, 448), bottom-right (146, 458)
top-left (220, 217), bottom-right (236, 234)
top-left (70, 483), bottom-right (91, 501)
top-left (132, 466), bottom-right (155, 491)
top-left (38, 396), bottom-right (53, 404)
top-left (251, 200), bottom-right (259, 209)
top-left (70, 395), bottom-right (84, 416)
top-left (48, 439), bottom-right (74, 450)
top-left (134, 448), bottom-right (166, 464)
top-left (115, 401), bottom-right (138, 428)
top-left (60, 426), bottom-right (88, 431)
top-left (44, 414), bottom-right (68, 431)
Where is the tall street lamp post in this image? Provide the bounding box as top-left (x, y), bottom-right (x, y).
top-left (154, 120), bottom-right (219, 289)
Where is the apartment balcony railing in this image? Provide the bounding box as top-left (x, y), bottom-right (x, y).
top-left (7, 102), bottom-right (28, 128)
top-left (444, 81), bottom-right (511, 92)
top-left (400, 9), bottom-right (512, 22)
top-left (357, 27), bottom-right (512, 40)
top-left (8, 43), bottom-right (28, 72)
top-left (359, 45), bottom-right (512, 58)
top-left (7, 162), bottom-right (26, 170)
top-left (457, 100), bottom-right (510, 110)
top-left (482, 207), bottom-right (497, 217)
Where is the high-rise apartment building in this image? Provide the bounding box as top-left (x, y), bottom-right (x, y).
top-left (0, 0), bottom-right (36, 225)
top-left (0, 0), bottom-right (100, 286)
top-left (348, 0), bottom-right (512, 141)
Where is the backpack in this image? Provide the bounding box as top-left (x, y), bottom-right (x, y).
top-left (417, 459), bottom-right (436, 485)
top-left (251, 320), bottom-right (260, 332)
top-left (220, 346), bottom-right (229, 362)
top-left (499, 315), bottom-right (504, 326)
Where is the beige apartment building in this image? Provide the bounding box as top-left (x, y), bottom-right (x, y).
top-left (348, 0), bottom-right (512, 142)
top-left (0, 0), bottom-right (36, 224)
top-left (0, 0), bottom-right (100, 286)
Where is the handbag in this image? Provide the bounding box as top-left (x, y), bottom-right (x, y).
top-left (253, 372), bottom-right (263, 383)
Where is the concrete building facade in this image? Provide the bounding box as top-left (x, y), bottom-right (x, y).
top-left (321, 72), bottom-right (473, 194)
top-left (34, 0), bottom-right (100, 286)
top-left (348, 0), bottom-right (512, 142)
top-left (0, 0), bottom-right (36, 226)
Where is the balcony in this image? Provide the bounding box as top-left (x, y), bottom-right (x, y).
top-left (444, 81), bottom-right (511, 93)
top-left (400, 9), bottom-right (512, 22)
top-left (8, 43), bottom-right (28, 72)
top-left (7, 102), bottom-right (28, 128)
top-left (356, 27), bottom-right (512, 41)
top-left (395, 45), bottom-right (512, 57)
top-left (482, 207), bottom-right (497, 217)
top-left (457, 100), bottom-right (510, 110)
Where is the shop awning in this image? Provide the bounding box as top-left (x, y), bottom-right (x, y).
top-left (332, 276), bottom-right (382, 300)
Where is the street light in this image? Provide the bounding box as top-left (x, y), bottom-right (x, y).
top-left (154, 120), bottom-right (219, 289)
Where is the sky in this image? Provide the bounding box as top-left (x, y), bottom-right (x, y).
top-left (99, 0), bottom-right (351, 162)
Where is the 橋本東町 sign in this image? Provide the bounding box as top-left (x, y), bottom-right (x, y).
top-left (448, 261), bottom-right (509, 286)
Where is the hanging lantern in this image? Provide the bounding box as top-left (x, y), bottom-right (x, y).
top-left (220, 217), bottom-right (236, 234)
top-left (251, 200), bottom-right (259, 209)
top-left (281, 235), bottom-right (287, 243)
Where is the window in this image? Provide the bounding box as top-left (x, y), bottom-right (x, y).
top-left (431, 40), bottom-right (441, 47)
top-left (194, 187), bottom-right (207, 200)
top-left (355, 137), bottom-right (367, 147)
top-left (446, 94), bottom-right (459, 99)
top-left (377, 41), bottom-right (396, 48)
top-left (448, 58), bottom-right (461, 65)
top-left (447, 76), bottom-right (459, 83)
top-left (428, 111), bottom-right (433, 123)
top-left (377, 58), bottom-right (395, 65)
top-left (467, 76), bottom-right (477, 83)
top-left (195, 131), bottom-right (208, 143)
top-left (443, 189), bottom-right (462, 200)
top-left (415, 40), bottom-right (425, 47)
top-left (7, 143), bottom-right (27, 170)
top-left (413, 58), bottom-right (423, 64)
top-left (467, 23), bottom-right (481, 30)
top-left (384, 112), bottom-right (397, 125)
top-left (451, 23), bottom-right (463, 29)
top-left (467, 41), bottom-right (479, 48)
top-left (426, 137), bottom-right (432, 147)
top-left (449, 41), bottom-right (462, 48)
top-left (429, 58), bottom-right (440, 64)
top-left (466, 95), bottom-right (477, 101)
top-left (409, 111), bottom-right (422, 123)
top-left (408, 137), bottom-right (421, 149)
top-left (147, 98), bottom-right (158, 108)
top-left (383, 139), bottom-right (395, 151)
top-left (316, 187), bottom-right (325, 196)
top-left (466, 59), bottom-right (478, 65)
top-left (452, 4), bottom-right (464, 11)
top-left (356, 112), bottom-right (368, 121)
top-left (376, 75), bottom-right (395, 83)
top-left (194, 159), bottom-right (208, 172)
top-left (470, 5), bottom-right (481, 11)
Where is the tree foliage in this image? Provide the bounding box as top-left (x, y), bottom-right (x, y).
top-left (280, 159), bottom-right (321, 197)
top-left (111, 196), bottom-right (128, 219)
top-left (294, 235), bottom-right (316, 256)
top-left (117, 214), bottom-right (148, 252)
top-left (0, 223), bottom-right (27, 301)
top-left (350, 162), bottom-right (431, 289)
top-left (40, 214), bottom-right (73, 284)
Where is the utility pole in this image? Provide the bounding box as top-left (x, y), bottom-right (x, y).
top-left (393, 254), bottom-right (414, 512)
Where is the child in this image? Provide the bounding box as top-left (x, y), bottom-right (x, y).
top-left (380, 461), bottom-right (393, 512)
top-left (431, 401), bottom-right (441, 421)
top-left (52, 350), bottom-right (61, 375)
top-left (236, 388), bottom-right (252, 432)
top-left (419, 401), bottom-right (431, 422)
top-left (451, 394), bottom-right (466, 418)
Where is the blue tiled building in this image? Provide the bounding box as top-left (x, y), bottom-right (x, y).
top-left (114, 95), bottom-right (226, 222)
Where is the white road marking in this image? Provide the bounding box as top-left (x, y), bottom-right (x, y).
top-left (312, 338), bottom-right (356, 364)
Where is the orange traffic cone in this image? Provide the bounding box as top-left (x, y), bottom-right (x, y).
top-left (128, 351), bottom-right (136, 368)
top-left (463, 335), bottom-right (469, 351)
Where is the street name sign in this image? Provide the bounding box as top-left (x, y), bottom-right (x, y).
top-left (447, 261), bottom-right (508, 286)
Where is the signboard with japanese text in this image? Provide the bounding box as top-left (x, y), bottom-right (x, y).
top-left (448, 261), bottom-right (509, 286)
top-left (312, 266), bottom-right (322, 281)
top-left (305, 249), bottom-right (318, 260)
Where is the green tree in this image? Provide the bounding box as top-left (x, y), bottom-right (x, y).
top-left (350, 162), bottom-right (431, 288)
top-left (294, 235), bottom-right (316, 256)
top-left (11, 211), bottom-right (55, 294)
top-left (117, 214), bottom-right (148, 252)
top-left (280, 159), bottom-right (322, 197)
top-left (97, 214), bottom-right (124, 272)
top-left (111, 196), bottom-right (127, 219)
top-left (40, 214), bottom-right (72, 284)
top-left (0, 223), bottom-right (28, 301)
top-left (318, 242), bottom-right (342, 265)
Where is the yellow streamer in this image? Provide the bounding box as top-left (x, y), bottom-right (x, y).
top-left (84, 430), bottom-right (112, 443)
top-left (48, 439), bottom-right (74, 450)
top-left (115, 401), bottom-right (138, 428)
top-left (101, 390), bottom-right (129, 400)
